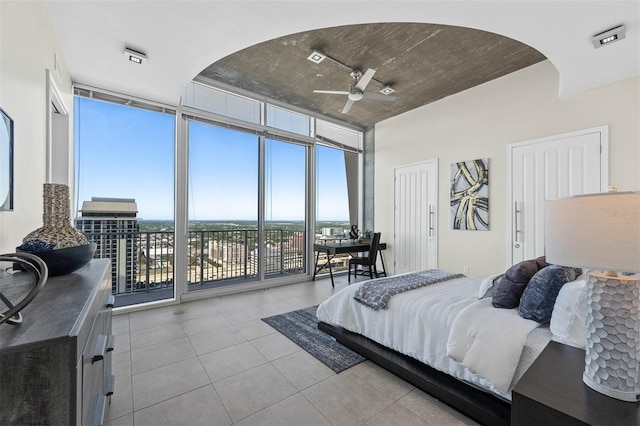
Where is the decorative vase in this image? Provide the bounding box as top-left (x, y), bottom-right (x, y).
top-left (17, 183), bottom-right (95, 276)
top-left (22, 183), bottom-right (88, 248)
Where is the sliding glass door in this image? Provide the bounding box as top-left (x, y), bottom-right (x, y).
top-left (187, 121), bottom-right (259, 290)
top-left (264, 138), bottom-right (307, 279)
top-left (185, 122), bottom-right (309, 292)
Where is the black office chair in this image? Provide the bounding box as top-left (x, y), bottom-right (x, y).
top-left (348, 232), bottom-right (381, 282)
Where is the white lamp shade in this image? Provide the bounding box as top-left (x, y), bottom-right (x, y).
top-left (545, 191), bottom-right (640, 273)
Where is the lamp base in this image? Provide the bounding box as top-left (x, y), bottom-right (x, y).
top-left (583, 272), bottom-right (640, 403)
top-left (583, 372), bottom-right (640, 402)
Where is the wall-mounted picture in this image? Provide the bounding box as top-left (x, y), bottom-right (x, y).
top-left (0, 107), bottom-right (13, 211)
top-left (450, 158), bottom-right (489, 230)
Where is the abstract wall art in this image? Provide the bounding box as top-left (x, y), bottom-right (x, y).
top-left (450, 158), bottom-right (489, 230)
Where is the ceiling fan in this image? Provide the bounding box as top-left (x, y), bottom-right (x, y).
top-left (313, 68), bottom-right (396, 114)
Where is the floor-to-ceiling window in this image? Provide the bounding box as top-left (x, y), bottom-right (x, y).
top-left (181, 83), bottom-right (364, 291)
top-left (74, 90), bottom-right (176, 307)
top-left (183, 126), bottom-right (309, 292)
top-left (316, 144), bottom-right (350, 227)
top-left (74, 82), bottom-right (362, 307)
top-left (314, 119), bottom-right (363, 274)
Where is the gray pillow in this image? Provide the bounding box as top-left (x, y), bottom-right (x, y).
top-left (519, 265), bottom-right (582, 323)
top-left (492, 256), bottom-right (549, 309)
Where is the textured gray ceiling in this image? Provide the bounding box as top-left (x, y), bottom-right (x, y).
top-left (199, 23), bottom-right (546, 128)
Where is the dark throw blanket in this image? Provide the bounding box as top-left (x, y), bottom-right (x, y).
top-left (353, 269), bottom-right (465, 310)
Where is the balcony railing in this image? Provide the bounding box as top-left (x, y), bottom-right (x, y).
top-left (83, 228), bottom-right (307, 302)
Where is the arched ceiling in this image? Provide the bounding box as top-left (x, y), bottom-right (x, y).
top-left (45, 1), bottom-right (639, 127)
top-left (198, 23), bottom-right (546, 127)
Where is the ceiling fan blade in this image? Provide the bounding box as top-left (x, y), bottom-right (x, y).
top-left (354, 68), bottom-right (376, 91)
top-left (363, 92), bottom-right (397, 101)
top-left (342, 99), bottom-right (355, 114)
top-left (313, 90), bottom-right (349, 95)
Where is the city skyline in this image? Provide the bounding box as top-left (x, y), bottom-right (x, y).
top-left (74, 97), bottom-right (350, 222)
top-left (76, 195), bottom-right (349, 300)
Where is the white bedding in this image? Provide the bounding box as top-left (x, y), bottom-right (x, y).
top-left (447, 298), bottom-right (540, 394)
top-left (316, 274), bottom-right (551, 400)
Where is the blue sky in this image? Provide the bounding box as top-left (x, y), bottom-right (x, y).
top-left (74, 97), bottom-right (349, 221)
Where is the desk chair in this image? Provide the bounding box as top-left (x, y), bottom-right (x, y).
top-left (348, 232), bottom-right (381, 282)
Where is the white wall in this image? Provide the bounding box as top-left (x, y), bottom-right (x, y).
top-left (0, 1), bottom-right (73, 253)
top-left (374, 60), bottom-right (639, 278)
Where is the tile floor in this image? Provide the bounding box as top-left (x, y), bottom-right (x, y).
top-left (105, 274), bottom-right (478, 426)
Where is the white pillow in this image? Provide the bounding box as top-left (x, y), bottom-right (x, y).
top-left (549, 275), bottom-right (588, 348)
top-left (478, 273), bottom-right (503, 299)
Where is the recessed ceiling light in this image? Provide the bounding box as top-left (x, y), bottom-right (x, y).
top-left (380, 85), bottom-right (395, 95)
top-left (124, 47), bottom-right (147, 64)
top-left (592, 25), bottom-right (625, 49)
top-left (307, 50), bottom-right (327, 64)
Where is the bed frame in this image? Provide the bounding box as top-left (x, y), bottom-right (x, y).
top-left (318, 321), bottom-right (511, 426)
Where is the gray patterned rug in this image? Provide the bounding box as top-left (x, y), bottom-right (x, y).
top-left (262, 305), bottom-right (365, 373)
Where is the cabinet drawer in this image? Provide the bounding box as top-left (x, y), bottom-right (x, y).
top-left (75, 269), bottom-right (111, 363)
top-left (82, 274), bottom-right (114, 425)
top-left (82, 332), bottom-right (105, 426)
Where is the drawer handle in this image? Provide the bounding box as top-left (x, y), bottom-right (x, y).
top-left (93, 394), bottom-right (106, 426)
top-left (92, 334), bottom-right (107, 363)
top-left (106, 335), bottom-right (115, 352)
top-left (105, 374), bottom-right (115, 397)
top-left (106, 295), bottom-right (115, 308)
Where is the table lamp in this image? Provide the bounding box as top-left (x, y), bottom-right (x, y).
top-left (545, 190), bottom-right (640, 402)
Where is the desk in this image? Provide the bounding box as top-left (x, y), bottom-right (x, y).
top-left (312, 240), bottom-right (386, 287)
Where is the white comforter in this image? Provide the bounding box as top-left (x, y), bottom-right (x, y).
top-left (316, 274), bottom-right (545, 400)
top-left (446, 298), bottom-right (540, 394)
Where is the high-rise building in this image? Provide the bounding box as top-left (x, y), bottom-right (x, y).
top-left (76, 197), bottom-right (138, 294)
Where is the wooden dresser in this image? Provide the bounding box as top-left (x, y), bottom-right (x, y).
top-left (0, 259), bottom-right (114, 425)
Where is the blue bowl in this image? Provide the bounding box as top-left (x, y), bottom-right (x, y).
top-left (17, 243), bottom-right (97, 277)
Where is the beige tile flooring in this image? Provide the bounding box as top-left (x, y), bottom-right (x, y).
top-left (106, 274), bottom-right (478, 426)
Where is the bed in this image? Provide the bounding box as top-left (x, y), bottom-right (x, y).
top-left (316, 266), bottom-right (587, 425)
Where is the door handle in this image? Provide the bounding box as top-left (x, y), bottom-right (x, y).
top-left (92, 334), bottom-right (107, 363)
top-left (514, 201), bottom-right (521, 243)
top-left (428, 204), bottom-right (434, 237)
top-left (106, 335), bottom-right (115, 352)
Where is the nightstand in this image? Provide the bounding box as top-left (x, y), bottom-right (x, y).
top-left (512, 341), bottom-right (640, 425)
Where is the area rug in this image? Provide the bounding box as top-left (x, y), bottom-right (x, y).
top-left (262, 305), bottom-right (366, 373)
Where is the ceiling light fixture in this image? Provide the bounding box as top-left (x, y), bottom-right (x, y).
top-left (124, 47), bottom-right (147, 64)
top-left (591, 25), bottom-right (625, 49)
top-left (380, 85), bottom-right (396, 95)
top-left (307, 50), bottom-right (327, 64)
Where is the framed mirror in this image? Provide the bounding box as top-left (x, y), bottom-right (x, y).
top-left (1, 107), bottom-right (13, 211)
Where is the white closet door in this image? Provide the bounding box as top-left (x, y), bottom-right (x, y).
top-left (394, 160), bottom-right (438, 274)
top-left (509, 127), bottom-right (607, 265)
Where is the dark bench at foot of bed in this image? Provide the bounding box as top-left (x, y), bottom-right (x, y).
top-left (318, 321), bottom-right (511, 426)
